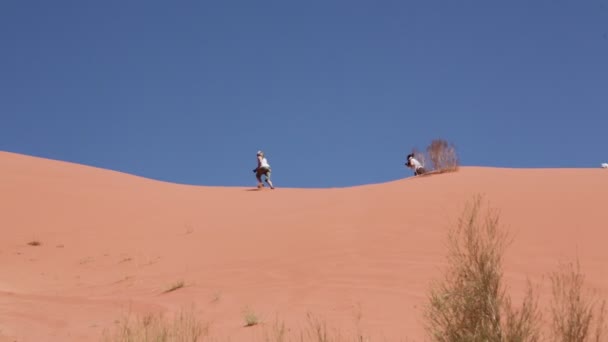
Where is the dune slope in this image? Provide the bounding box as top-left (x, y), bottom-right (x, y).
top-left (0, 151), bottom-right (607, 341)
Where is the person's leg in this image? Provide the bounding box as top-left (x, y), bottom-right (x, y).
top-left (416, 167), bottom-right (426, 175)
top-left (256, 171), bottom-right (264, 188)
top-left (264, 169), bottom-right (274, 189)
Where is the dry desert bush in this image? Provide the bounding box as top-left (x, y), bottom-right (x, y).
top-left (424, 195), bottom-right (607, 342)
top-left (424, 195), bottom-right (542, 342)
top-left (426, 139), bottom-right (459, 173)
top-left (550, 260), bottom-right (607, 342)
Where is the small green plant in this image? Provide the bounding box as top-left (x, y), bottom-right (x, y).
top-left (164, 280), bottom-right (185, 294)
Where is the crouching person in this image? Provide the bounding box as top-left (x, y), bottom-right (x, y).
top-left (405, 153), bottom-right (426, 176)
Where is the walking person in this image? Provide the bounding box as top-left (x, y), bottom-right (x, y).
top-left (253, 150), bottom-right (274, 189)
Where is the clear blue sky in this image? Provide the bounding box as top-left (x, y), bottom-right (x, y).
top-left (1, 1), bottom-right (607, 188)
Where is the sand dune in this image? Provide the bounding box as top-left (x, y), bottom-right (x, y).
top-left (1, 151), bottom-right (607, 341)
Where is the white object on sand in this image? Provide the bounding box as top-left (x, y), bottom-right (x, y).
top-left (602, 163), bottom-right (608, 169)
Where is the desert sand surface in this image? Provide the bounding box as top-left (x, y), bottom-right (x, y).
top-left (1, 150), bottom-right (607, 341)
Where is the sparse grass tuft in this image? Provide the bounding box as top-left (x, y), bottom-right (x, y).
top-left (303, 313), bottom-right (331, 342)
top-left (101, 306), bottom-right (207, 342)
top-left (262, 315), bottom-right (287, 342)
top-left (244, 307), bottom-right (260, 327)
top-left (258, 311), bottom-right (372, 342)
top-left (27, 240), bottom-right (41, 246)
top-left (550, 259), bottom-right (607, 342)
top-left (119, 257), bottom-right (132, 263)
top-left (164, 280), bottom-right (185, 294)
top-left (210, 291), bottom-right (221, 304)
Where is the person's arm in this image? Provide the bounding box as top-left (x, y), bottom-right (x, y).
top-left (253, 156), bottom-right (261, 172)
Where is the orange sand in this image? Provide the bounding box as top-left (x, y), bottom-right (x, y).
top-left (1, 151), bottom-right (607, 341)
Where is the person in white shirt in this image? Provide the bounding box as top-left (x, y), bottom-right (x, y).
top-left (253, 150), bottom-right (274, 189)
top-left (405, 153), bottom-right (426, 176)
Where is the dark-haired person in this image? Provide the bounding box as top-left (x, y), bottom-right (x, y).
top-left (405, 153), bottom-right (426, 176)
